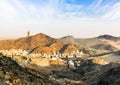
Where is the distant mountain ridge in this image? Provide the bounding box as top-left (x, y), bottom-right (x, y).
top-left (0, 33), bottom-right (119, 54)
top-left (97, 35), bottom-right (120, 41)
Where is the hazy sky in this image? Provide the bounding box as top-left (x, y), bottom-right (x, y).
top-left (0, 0), bottom-right (120, 39)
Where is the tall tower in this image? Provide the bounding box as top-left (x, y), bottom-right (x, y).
top-left (27, 30), bottom-right (30, 37)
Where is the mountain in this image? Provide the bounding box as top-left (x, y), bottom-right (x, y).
top-left (60, 35), bottom-right (120, 53)
top-left (60, 36), bottom-right (75, 44)
top-left (13, 33), bottom-right (56, 49)
top-left (0, 33), bottom-right (120, 54)
top-left (0, 33), bottom-right (80, 54)
top-left (0, 33), bottom-right (54, 49)
top-left (0, 33), bottom-right (62, 54)
top-left (97, 34), bottom-right (120, 41)
top-left (60, 35), bottom-right (102, 47)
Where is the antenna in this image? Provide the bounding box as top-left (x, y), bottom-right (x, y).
top-left (27, 30), bottom-right (30, 37)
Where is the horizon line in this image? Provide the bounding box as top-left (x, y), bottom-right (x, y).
top-left (0, 32), bottom-right (119, 40)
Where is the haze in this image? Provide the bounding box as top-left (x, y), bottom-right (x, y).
top-left (0, 0), bottom-right (120, 39)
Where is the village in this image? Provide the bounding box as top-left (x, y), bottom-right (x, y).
top-left (0, 49), bottom-right (85, 70)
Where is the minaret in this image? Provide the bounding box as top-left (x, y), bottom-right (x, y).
top-left (27, 30), bottom-right (30, 37)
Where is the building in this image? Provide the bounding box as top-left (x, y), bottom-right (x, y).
top-left (27, 30), bottom-right (30, 37)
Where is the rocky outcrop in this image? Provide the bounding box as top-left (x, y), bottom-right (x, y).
top-left (95, 65), bottom-right (120, 85)
top-left (91, 57), bottom-right (109, 65)
top-left (0, 54), bottom-right (56, 85)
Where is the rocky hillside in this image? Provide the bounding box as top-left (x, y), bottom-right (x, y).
top-left (0, 53), bottom-right (56, 85)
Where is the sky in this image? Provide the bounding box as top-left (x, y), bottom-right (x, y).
top-left (0, 0), bottom-right (120, 39)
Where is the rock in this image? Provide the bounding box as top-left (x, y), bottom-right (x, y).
top-left (91, 57), bottom-right (109, 65)
top-left (31, 57), bottom-right (50, 67)
top-left (49, 59), bottom-right (65, 66)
